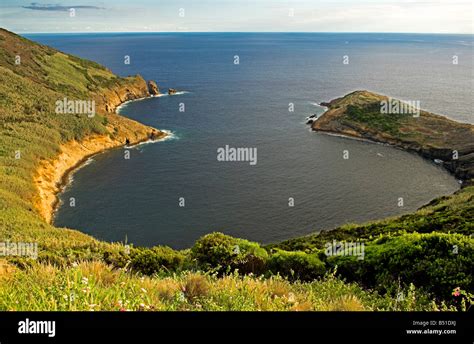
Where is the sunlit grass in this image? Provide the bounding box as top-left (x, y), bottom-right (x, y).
top-left (0, 261), bottom-right (447, 311)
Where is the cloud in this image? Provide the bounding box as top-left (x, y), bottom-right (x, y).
top-left (22, 3), bottom-right (103, 11)
top-left (4, 0), bottom-right (471, 33)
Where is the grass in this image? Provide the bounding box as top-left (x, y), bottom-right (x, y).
top-left (0, 260), bottom-right (447, 311)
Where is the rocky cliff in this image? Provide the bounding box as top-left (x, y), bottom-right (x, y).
top-left (0, 28), bottom-right (168, 223)
top-left (147, 80), bottom-right (160, 96)
top-left (95, 76), bottom-right (150, 113)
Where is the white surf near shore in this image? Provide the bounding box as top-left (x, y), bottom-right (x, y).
top-left (52, 92), bottom-right (181, 222)
top-left (116, 91), bottom-right (189, 113)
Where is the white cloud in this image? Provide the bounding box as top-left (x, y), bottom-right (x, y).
top-left (1, 0), bottom-right (472, 33)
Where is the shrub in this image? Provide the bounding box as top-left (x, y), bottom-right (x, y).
top-left (130, 246), bottom-right (185, 275)
top-left (190, 232), bottom-right (268, 274)
top-left (267, 250), bottom-right (326, 281)
top-left (328, 232), bottom-right (474, 301)
top-left (102, 246), bottom-right (130, 269)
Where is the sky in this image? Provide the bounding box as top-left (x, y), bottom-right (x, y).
top-left (0, 0), bottom-right (472, 34)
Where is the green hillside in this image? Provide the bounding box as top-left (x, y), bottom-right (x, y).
top-left (0, 28), bottom-right (157, 250)
top-left (0, 29), bottom-right (472, 311)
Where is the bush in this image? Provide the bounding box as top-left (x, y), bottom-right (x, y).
top-left (328, 232), bottom-right (474, 301)
top-left (267, 250), bottom-right (326, 281)
top-left (130, 246), bottom-right (185, 275)
top-left (102, 246), bottom-right (130, 269)
top-left (190, 232), bottom-right (268, 274)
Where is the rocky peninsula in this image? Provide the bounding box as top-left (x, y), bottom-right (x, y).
top-left (312, 90), bottom-right (474, 186)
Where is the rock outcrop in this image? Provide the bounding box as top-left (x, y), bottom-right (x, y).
top-left (148, 80), bottom-right (160, 95)
top-left (95, 75), bottom-right (150, 114)
top-left (168, 88), bottom-right (177, 95)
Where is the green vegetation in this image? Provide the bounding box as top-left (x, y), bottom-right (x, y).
top-left (0, 28), bottom-right (151, 253)
top-left (0, 29), bottom-right (472, 311)
top-left (272, 186), bottom-right (474, 251)
top-left (267, 250), bottom-right (325, 281)
top-left (327, 233), bottom-right (473, 300)
top-left (0, 261), bottom-right (450, 311)
top-left (191, 232), bottom-right (268, 275)
top-left (270, 188), bottom-right (474, 305)
top-left (129, 246), bottom-right (187, 275)
top-left (345, 103), bottom-right (408, 135)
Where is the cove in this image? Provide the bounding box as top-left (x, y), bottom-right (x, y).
top-left (43, 32), bottom-right (469, 249)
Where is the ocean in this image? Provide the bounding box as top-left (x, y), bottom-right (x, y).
top-left (27, 33), bottom-right (473, 249)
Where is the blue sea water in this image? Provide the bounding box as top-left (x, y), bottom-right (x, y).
top-left (28, 33), bottom-right (473, 248)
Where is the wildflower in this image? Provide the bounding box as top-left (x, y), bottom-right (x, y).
top-left (140, 288), bottom-right (147, 294)
top-left (287, 292), bottom-right (296, 303)
top-left (177, 292), bottom-right (186, 302)
top-left (453, 287), bottom-right (461, 297)
top-left (81, 277), bottom-right (89, 285)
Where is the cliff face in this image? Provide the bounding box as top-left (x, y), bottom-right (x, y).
top-left (312, 91), bottom-right (474, 184)
top-left (0, 28), bottom-right (168, 224)
top-left (95, 76), bottom-right (150, 113)
top-left (31, 73), bottom-right (167, 224)
top-left (0, 28), bottom-right (157, 116)
top-left (34, 123), bottom-right (167, 223)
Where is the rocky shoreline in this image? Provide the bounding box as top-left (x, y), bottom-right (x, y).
top-left (34, 79), bottom-right (168, 224)
top-left (311, 90), bottom-right (474, 187)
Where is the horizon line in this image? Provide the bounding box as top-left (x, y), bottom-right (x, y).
top-left (19, 30), bottom-right (474, 36)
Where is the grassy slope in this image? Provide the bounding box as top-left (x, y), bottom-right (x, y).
top-left (0, 30), bottom-right (471, 311)
top-left (0, 261), bottom-right (441, 311)
top-left (0, 28), bottom-right (157, 253)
